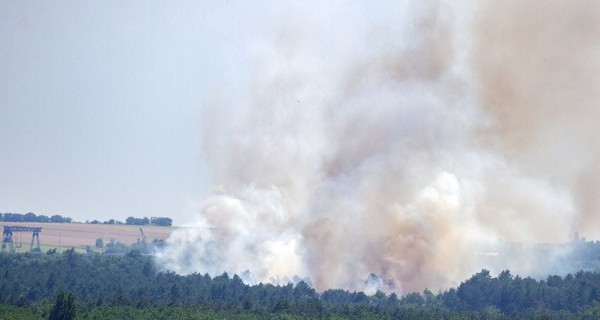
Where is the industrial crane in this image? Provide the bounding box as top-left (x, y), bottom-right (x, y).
top-left (1, 226), bottom-right (42, 253)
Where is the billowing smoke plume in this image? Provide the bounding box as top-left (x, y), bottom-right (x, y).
top-left (156, 1), bottom-right (600, 294)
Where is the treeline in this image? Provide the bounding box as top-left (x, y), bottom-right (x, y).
top-left (85, 217), bottom-right (173, 227)
top-left (3, 251), bottom-right (600, 319)
top-left (85, 218), bottom-right (123, 225)
top-left (0, 212), bottom-right (72, 224)
top-left (85, 216), bottom-right (172, 226)
top-left (1, 212), bottom-right (173, 227)
top-left (125, 216), bottom-right (172, 227)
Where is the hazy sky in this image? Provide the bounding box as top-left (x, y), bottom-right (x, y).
top-left (0, 1), bottom-right (409, 225)
top-left (0, 1), bottom-right (270, 224)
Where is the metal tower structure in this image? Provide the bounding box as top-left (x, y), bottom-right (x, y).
top-left (1, 226), bottom-right (42, 253)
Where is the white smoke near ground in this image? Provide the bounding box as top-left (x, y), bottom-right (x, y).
top-left (156, 1), bottom-right (600, 294)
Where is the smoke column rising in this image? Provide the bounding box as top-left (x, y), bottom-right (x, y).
top-left (156, 1), bottom-right (600, 293)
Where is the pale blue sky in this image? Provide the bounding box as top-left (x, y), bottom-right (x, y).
top-left (0, 1), bottom-right (270, 224)
top-left (0, 1), bottom-right (409, 224)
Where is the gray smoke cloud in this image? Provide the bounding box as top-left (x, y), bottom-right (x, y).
top-left (156, 1), bottom-right (600, 294)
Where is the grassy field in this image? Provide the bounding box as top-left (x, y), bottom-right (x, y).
top-left (1, 222), bottom-right (173, 253)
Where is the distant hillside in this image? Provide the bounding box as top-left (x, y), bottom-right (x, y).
top-left (0, 222), bottom-right (172, 252)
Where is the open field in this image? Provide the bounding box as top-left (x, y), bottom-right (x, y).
top-left (1, 222), bottom-right (174, 252)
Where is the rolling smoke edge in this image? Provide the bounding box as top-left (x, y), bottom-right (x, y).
top-left (156, 1), bottom-right (600, 294)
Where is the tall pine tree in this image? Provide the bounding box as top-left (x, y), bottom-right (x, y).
top-left (49, 292), bottom-right (76, 320)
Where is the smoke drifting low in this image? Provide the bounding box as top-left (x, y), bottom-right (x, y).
top-left (156, 1), bottom-right (600, 293)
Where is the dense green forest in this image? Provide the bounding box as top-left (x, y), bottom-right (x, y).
top-left (3, 247), bottom-right (600, 319)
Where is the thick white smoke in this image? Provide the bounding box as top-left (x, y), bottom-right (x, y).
top-left (156, 1), bottom-right (600, 293)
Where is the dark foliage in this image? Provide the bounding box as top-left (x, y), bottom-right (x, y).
top-left (2, 250), bottom-right (600, 319)
top-left (49, 292), bottom-right (76, 320)
top-left (99, 216), bottom-right (172, 226)
top-left (150, 217), bottom-right (173, 226)
top-left (125, 216), bottom-right (150, 226)
top-left (0, 212), bottom-right (72, 223)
